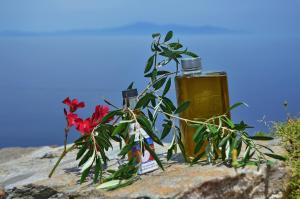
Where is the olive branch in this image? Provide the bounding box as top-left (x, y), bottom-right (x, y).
top-left (49, 31), bottom-right (286, 190)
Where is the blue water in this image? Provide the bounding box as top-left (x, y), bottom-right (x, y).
top-left (0, 34), bottom-right (299, 147)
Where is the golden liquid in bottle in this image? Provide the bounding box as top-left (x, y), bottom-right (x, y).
top-left (175, 72), bottom-right (230, 162)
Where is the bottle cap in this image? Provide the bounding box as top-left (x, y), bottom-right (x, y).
top-left (181, 57), bottom-right (202, 72)
top-left (122, 89), bottom-right (138, 99)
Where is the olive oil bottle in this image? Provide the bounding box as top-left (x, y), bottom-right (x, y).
top-left (175, 57), bottom-right (230, 162)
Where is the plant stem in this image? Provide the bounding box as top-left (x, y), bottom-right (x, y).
top-left (64, 127), bottom-right (69, 152)
top-left (148, 105), bottom-right (235, 133)
top-left (48, 144), bottom-right (76, 178)
top-left (127, 108), bottom-right (138, 124)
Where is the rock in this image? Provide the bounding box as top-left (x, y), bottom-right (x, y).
top-left (0, 186), bottom-right (6, 199)
top-left (175, 163), bottom-right (289, 199)
top-left (0, 140), bottom-right (290, 199)
top-left (40, 152), bottom-right (57, 159)
top-left (5, 184), bottom-right (57, 199)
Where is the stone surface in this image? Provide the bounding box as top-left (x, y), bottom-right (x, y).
top-left (0, 140), bottom-right (289, 199)
top-left (0, 186), bottom-right (6, 199)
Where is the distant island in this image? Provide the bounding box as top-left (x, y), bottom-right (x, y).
top-left (0, 22), bottom-right (240, 37)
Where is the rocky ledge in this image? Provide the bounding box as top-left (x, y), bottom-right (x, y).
top-left (0, 140), bottom-right (289, 199)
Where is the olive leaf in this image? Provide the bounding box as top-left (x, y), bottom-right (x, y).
top-left (264, 153), bottom-right (286, 161)
top-left (162, 78), bottom-right (171, 96)
top-left (174, 101), bottom-right (190, 114)
top-left (144, 55), bottom-right (155, 74)
top-left (164, 31), bottom-right (173, 42)
top-left (144, 138), bottom-right (164, 170)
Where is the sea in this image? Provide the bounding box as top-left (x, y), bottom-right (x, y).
top-left (0, 34), bottom-right (299, 147)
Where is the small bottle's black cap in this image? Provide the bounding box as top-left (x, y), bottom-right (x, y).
top-left (122, 88), bottom-right (138, 98)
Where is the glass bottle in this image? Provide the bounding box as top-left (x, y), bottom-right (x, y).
top-left (122, 88), bottom-right (158, 174)
top-left (175, 57), bottom-right (230, 162)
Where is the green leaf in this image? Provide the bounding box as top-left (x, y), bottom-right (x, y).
top-left (76, 144), bottom-right (88, 160)
top-left (194, 139), bottom-right (204, 154)
top-left (80, 165), bottom-right (91, 184)
top-left (79, 150), bottom-right (93, 167)
top-left (135, 93), bottom-right (155, 109)
top-left (107, 169), bottom-right (116, 174)
top-left (167, 135), bottom-right (176, 160)
top-left (93, 157), bottom-right (102, 183)
top-left (144, 55), bottom-right (155, 74)
top-left (81, 151), bottom-right (95, 173)
top-left (127, 82), bottom-right (134, 89)
top-left (160, 46), bottom-right (179, 59)
top-left (257, 144), bottom-right (274, 153)
top-left (145, 69), bottom-right (167, 78)
top-left (264, 153), bottom-right (286, 161)
top-left (152, 33), bottom-right (160, 38)
top-left (101, 110), bottom-right (122, 124)
top-left (191, 151), bottom-right (206, 164)
top-left (168, 42), bottom-right (183, 50)
top-left (207, 124), bottom-right (218, 134)
top-left (153, 43), bottom-right (161, 52)
top-left (153, 77), bottom-right (167, 90)
top-left (150, 97), bottom-right (156, 107)
top-left (243, 147), bottom-right (251, 162)
top-left (147, 109), bottom-right (154, 122)
top-left (236, 139), bottom-right (243, 157)
top-left (218, 133), bottom-right (231, 147)
top-left (160, 121), bottom-right (172, 140)
top-left (235, 121), bottom-right (253, 131)
top-left (112, 122), bottom-right (128, 137)
top-left (157, 70), bottom-right (172, 76)
top-left (167, 148), bottom-right (173, 160)
top-left (160, 103), bottom-right (172, 118)
top-left (118, 136), bottom-right (135, 157)
top-left (103, 99), bottom-right (119, 109)
top-left (174, 101), bottom-right (190, 114)
top-left (162, 97), bottom-right (176, 112)
top-left (74, 135), bottom-right (88, 145)
top-left (176, 135), bottom-right (188, 162)
top-left (229, 102), bottom-right (248, 111)
top-left (97, 179), bottom-right (121, 189)
top-left (192, 125), bottom-right (205, 142)
top-left (151, 68), bottom-right (158, 81)
top-left (144, 138), bottom-right (164, 170)
top-left (137, 115), bottom-right (163, 146)
top-left (95, 133), bottom-right (113, 150)
top-left (249, 136), bottom-right (274, 141)
top-left (222, 117), bottom-right (235, 128)
top-left (162, 78), bottom-right (171, 96)
top-left (97, 177), bottom-right (138, 191)
top-left (164, 31), bottom-right (173, 42)
top-left (183, 51), bottom-right (198, 58)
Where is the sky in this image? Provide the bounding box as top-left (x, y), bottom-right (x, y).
top-left (0, 0), bottom-right (300, 147)
top-left (0, 0), bottom-right (300, 34)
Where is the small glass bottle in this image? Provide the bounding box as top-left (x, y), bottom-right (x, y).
top-left (175, 57), bottom-right (230, 162)
top-left (122, 89), bottom-right (158, 174)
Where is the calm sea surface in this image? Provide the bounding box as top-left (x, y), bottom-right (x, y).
top-left (0, 34), bottom-right (299, 147)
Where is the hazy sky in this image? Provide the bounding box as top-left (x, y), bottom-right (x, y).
top-left (0, 0), bottom-right (299, 33)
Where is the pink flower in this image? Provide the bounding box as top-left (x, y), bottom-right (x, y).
top-left (63, 97), bottom-right (85, 112)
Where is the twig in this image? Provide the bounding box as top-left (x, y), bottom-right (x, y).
top-left (48, 144), bottom-right (76, 178)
